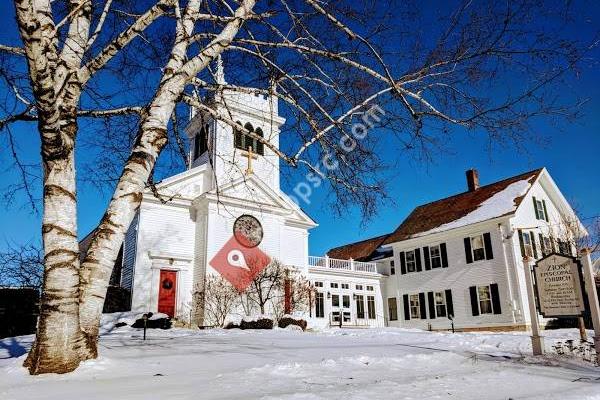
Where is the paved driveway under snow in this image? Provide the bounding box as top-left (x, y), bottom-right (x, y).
top-left (1, 327), bottom-right (599, 399)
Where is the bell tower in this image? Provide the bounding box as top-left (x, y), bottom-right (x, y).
top-left (185, 57), bottom-right (285, 191)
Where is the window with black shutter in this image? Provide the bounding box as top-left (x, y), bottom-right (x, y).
top-left (530, 232), bottom-right (538, 259)
top-left (470, 284), bottom-right (501, 316)
top-left (490, 283), bottom-right (502, 315)
top-left (440, 243), bottom-right (448, 268)
top-left (464, 237), bottom-right (473, 264)
top-left (419, 293), bottom-right (427, 319)
top-left (427, 292), bottom-right (436, 319)
top-left (423, 246), bottom-right (431, 270)
top-left (403, 294), bottom-right (410, 320)
top-left (483, 232), bottom-right (494, 260)
top-left (400, 251), bottom-right (407, 275)
top-left (469, 286), bottom-right (479, 316)
top-left (445, 289), bottom-right (454, 318)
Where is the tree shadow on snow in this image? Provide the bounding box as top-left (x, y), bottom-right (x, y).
top-left (0, 337), bottom-right (29, 359)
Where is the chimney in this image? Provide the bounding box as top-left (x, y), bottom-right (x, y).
top-left (466, 169), bottom-right (480, 192)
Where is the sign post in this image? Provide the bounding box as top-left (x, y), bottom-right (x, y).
top-left (523, 257), bottom-right (544, 355)
top-left (581, 249), bottom-right (600, 364)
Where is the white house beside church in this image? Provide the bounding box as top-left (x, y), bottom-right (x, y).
top-left (328, 168), bottom-right (585, 331)
top-left (104, 61), bottom-right (585, 332)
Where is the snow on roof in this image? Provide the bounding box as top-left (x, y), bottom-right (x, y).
top-left (411, 179), bottom-right (532, 237)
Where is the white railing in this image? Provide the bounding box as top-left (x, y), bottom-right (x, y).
top-left (307, 256), bottom-right (379, 274)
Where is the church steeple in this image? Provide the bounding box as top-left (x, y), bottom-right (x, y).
top-left (185, 65), bottom-right (286, 191)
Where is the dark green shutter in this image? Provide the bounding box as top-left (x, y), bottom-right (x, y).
top-left (539, 233), bottom-right (545, 254)
top-left (415, 249), bottom-right (422, 272)
top-left (542, 200), bottom-right (549, 222)
top-left (400, 252), bottom-right (406, 275)
top-left (445, 289), bottom-right (454, 318)
top-left (464, 238), bottom-right (473, 264)
top-left (469, 286), bottom-right (479, 316)
top-left (419, 293), bottom-right (426, 319)
top-left (428, 291), bottom-right (436, 319)
top-left (518, 230), bottom-right (526, 258)
top-left (490, 283), bottom-right (502, 314)
top-left (532, 196), bottom-right (539, 219)
top-left (483, 232), bottom-right (494, 260)
top-left (423, 246), bottom-right (431, 270)
top-left (403, 294), bottom-right (410, 320)
top-left (440, 243), bottom-right (448, 268)
top-left (530, 232), bottom-right (538, 258)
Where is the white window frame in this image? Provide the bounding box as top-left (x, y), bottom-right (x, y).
top-left (388, 297), bottom-right (398, 321)
top-left (522, 232), bottom-right (534, 257)
top-left (477, 285), bottom-right (493, 315)
top-left (330, 282), bottom-right (339, 289)
top-left (409, 294), bottom-right (420, 319)
top-left (542, 236), bottom-right (552, 256)
top-left (390, 260), bottom-right (395, 275)
top-left (470, 234), bottom-right (486, 261)
top-left (366, 285), bottom-right (374, 291)
top-left (315, 292), bottom-right (325, 318)
top-left (314, 281), bottom-right (323, 288)
top-left (536, 199), bottom-right (546, 220)
top-left (406, 250), bottom-right (417, 272)
top-left (434, 291), bottom-right (447, 317)
top-left (341, 283), bottom-right (350, 290)
top-left (430, 244), bottom-right (442, 268)
top-left (367, 295), bottom-right (376, 319)
top-left (355, 284), bottom-right (363, 291)
top-left (331, 294), bottom-right (340, 308)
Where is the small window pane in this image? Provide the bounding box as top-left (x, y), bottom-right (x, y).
top-left (471, 235), bottom-right (485, 261)
top-left (410, 294), bottom-right (420, 319)
top-left (342, 295), bottom-right (350, 308)
top-left (430, 245), bottom-right (442, 268)
top-left (388, 298), bottom-right (398, 321)
top-left (406, 250), bottom-right (416, 272)
top-left (332, 294), bottom-right (339, 307)
top-left (434, 291), bottom-right (446, 317)
top-left (478, 286), bottom-right (493, 314)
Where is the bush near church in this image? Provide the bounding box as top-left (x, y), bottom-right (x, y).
top-left (278, 316), bottom-right (307, 331)
top-left (224, 316), bottom-right (274, 330)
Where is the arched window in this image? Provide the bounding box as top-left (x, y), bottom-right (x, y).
top-left (233, 122), bottom-right (264, 155)
top-left (255, 127), bottom-right (264, 155)
top-left (234, 120), bottom-right (244, 150)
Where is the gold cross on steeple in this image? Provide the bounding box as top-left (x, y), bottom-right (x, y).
top-left (245, 146), bottom-right (254, 176)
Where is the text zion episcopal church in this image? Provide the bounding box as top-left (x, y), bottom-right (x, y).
top-left (100, 62), bottom-right (585, 332)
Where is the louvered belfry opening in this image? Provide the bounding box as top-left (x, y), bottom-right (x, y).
top-left (466, 169), bottom-right (480, 192)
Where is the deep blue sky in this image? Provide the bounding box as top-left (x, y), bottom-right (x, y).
top-left (0, 1), bottom-right (599, 258)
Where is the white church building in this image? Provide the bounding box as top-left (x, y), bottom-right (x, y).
top-left (110, 65), bottom-right (585, 332)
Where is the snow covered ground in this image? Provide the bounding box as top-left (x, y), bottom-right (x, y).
top-left (1, 321), bottom-right (599, 399)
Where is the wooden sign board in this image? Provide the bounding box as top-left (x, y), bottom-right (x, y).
top-left (534, 254), bottom-right (585, 318)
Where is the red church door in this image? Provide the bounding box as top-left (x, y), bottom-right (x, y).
top-left (158, 270), bottom-right (177, 317)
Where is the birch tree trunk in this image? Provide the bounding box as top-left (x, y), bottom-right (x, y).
top-left (15, 0), bottom-right (94, 374)
top-left (78, 0), bottom-right (257, 337)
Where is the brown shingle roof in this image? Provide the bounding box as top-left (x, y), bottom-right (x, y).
top-left (383, 168), bottom-right (543, 244)
top-left (327, 234), bottom-right (390, 261)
